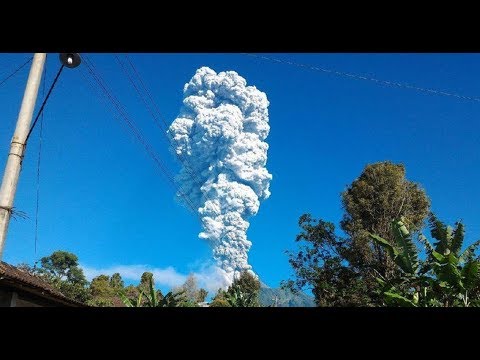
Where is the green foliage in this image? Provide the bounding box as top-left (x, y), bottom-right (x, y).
top-left (138, 272), bottom-right (154, 294)
top-left (34, 250), bottom-right (90, 303)
top-left (88, 273), bottom-right (126, 307)
top-left (17, 263), bottom-right (36, 273)
top-left (209, 273), bottom-right (262, 307)
top-left (110, 273), bottom-right (124, 290)
top-left (285, 162), bottom-right (431, 307)
top-left (88, 275), bottom-right (114, 306)
top-left (369, 218), bottom-right (419, 275)
top-left (196, 288), bottom-right (208, 303)
top-left (38, 251), bottom-right (87, 285)
top-left (225, 271), bottom-right (261, 307)
top-left (210, 289), bottom-right (231, 307)
top-left (174, 274), bottom-right (206, 306)
top-left (120, 275), bottom-right (186, 307)
top-left (340, 161), bottom-right (430, 278)
top-left (124, 285), bottom-right (140, 301)
top-left (369, 214), bottom-right (480, 307)
top-left (121, 291), bottom-right (143, 307)
top-left (159, 290), bottom-right (187, 307)
top-left (229, 271), bottom-right (261, 295)
top-left (285, 214), bottom-right (375, 306)
top-left (225, 286), bottom-right (257, 307)
top-left (209, 299), bottom-right (230, 307)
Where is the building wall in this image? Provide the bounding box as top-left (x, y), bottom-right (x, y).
top-left (0, 285), bottom-right (69, 307)
top-left (0, 289), bottom-right (14, 306)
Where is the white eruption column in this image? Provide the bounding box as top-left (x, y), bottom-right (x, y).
top-left (168, 67), bottom-right (272, 286)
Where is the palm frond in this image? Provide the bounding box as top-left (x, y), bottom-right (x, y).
top-left (451, 222), bottom-right (465, 256)
top-left (462, 260), bottom-right (480, 290)
top-left (429, 213), bottom-right (449, 254)
top-left (391, 219), bottom-right (419, 274)
top-left (384, 291), bottom-right (417, 307)
top-left (459, 239), bottom-right (480, 264)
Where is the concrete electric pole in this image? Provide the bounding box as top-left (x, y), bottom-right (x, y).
top-left (0, 53), bottom-right (81, 259)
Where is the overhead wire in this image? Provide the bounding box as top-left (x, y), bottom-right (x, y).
top-left (82, 56), bottom-right (175, 183)
top-left (116, 54), bottom-right (244, 246)
top-left (113, 55), bottom-right (167, 138)
top-left (80, 54), bottom-right (197, 212)
top-left (25, 64), bottom-right (65, 143)
top-left (114, 54), bottom-right (215, 207)
top-left (34, 54), bottom-right (48, 255)
top-left (243, 53), bottom-right (480, 103)
top-left (0, 57), bottom-right (33, 88)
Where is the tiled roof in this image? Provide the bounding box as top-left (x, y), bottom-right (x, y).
top-left (0, 261), bottom-right (85, 306)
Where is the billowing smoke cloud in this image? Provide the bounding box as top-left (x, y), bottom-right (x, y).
top-left (168, 67), bottom-right (272, 287)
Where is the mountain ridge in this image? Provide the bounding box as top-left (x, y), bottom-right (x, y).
top-left (258, 285), bottom-right (315, 307)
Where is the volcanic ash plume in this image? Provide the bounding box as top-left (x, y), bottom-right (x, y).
top-left (168, 67), bottom-right (272, 286)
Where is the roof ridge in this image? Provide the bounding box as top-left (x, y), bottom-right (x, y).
top-left (0, 261), bottom-right (85, 306)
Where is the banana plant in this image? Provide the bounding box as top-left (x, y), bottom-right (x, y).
top-left (225, 286), bottom-right (258, 307)
top-left (121, 291), bottom-right (143, 307)
top-left (369, 215), bottom-right (480, 307)
top-left (158, 290), bottom-right (187, 307)
top-left (420, 214), bottom-right (480, 306)
top-left (120, 277), bottom-right (187, 307)
top-left (369, 218), bottom-right (419, 276)
top-left (369, 219), bottom-right (429, 306)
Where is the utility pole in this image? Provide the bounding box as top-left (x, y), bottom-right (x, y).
top-left (0, 53), bottom-right (46, 259)
top-left (0, 53), bottom-right (81, 259)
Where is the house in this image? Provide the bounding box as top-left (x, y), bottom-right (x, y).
top-left (0, 261), bottom-right (84, 307)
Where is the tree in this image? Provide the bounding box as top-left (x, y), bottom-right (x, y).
top-left (139, 272), bottom-right (153, 290)
top-left (174, 274), bottom-right (208, 305)
top-left (341, 161), bottom-right (430, 279)
top-left (17, 262), bottom-right (36, 274)
top-left (36, 250), bottom-right (90, 303)
top-left (370, 214), bottom-right (480, 307)
top-left (209, 273), bottom-right (262, 307)
top-left (89, 275), bottom-right (115, 307)
top-left (136, 271), bottom-right (155, 304)
top-left (229, 271), bottom-right (261, 295)
top-left (177, 274), bottom-right (199, 302)
top-left (283, 214), bottom-right (374, 306)
top-left (38, 251), bottom-right (86, 284)
top-left (196, 288), bottom-right (208, 303)
top-left (225, 286), bottom-right (258, 307)
top-left (210, 289), bottom-right (231, 307)
top-left (284, 162), bottom-right (431, 306)
top-left (110, 273), bottom-right (124, 290)
top-left (121, 275), bottom-right (186, 307)
top-left (124, 285), bottom-right (140, 302)
top-left (225, 271), bottom-right (261, 307)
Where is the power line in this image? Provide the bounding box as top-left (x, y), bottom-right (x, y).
top-left (83, 54), bottom-right (255, 270)
top-left (0, 57), bottom-right (33, 88)
top-left (80, 54), bottom-right (197, 212)
top-left (114, 55), bottom-right (167, 138)
top-left (83, 56), bottom-right (176, 186)
top-left (243, 53), bottom-right (480, 103)
top-left (116, 54), bottom-right (239, 239)
top-left (118, 55), bottom-right (251, 251)
top-left (25, 64), bottom-right (65, 144)
top-left (80, 55), bottom-right (256, 262)
top-left (123, 55), bottom-right (173, 130)
top-left (115, 54), bottom-right (213, 206)
top-left (80, 62), bottom-right (197, 215)
top-left (82, 56), bottom-right (174, 183)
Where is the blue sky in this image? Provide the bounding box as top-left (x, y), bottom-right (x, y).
top-left (1, 53), bottom-right (479, 293)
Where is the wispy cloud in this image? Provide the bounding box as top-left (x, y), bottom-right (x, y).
top-left (81, 263), bottom-right (229, 293)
